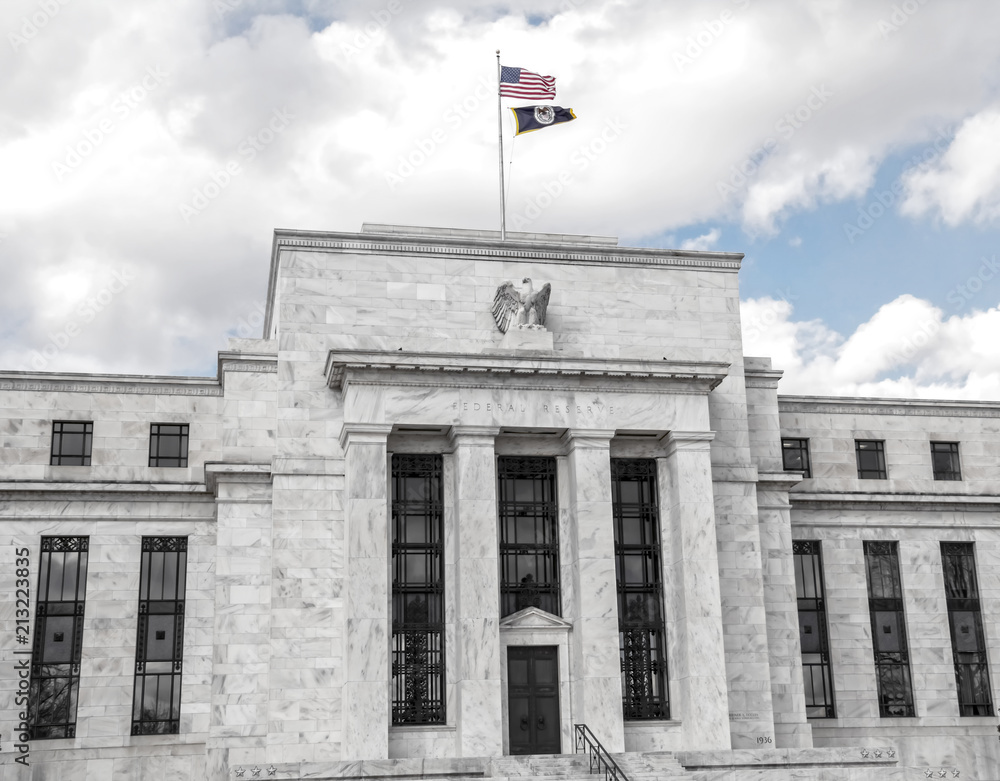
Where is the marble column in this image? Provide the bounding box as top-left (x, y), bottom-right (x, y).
top-left (339, 423), bottom-right (393, 761)
top-left (448, 426), bottom-right (504, 757)
top-left (660, 432), bottom-right (731, 750)
top-left (204, 463), bottom-right (274, 780)
top-left (757, 473), bottom-right (812, 748)
top-left (562, 429), bottom-right (625, 751)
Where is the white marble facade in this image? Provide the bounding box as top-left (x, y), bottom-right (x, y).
top-left (0, 225), bottom-right (997, 780)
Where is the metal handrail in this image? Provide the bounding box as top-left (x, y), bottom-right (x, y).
top-left (573, 724), bottom-right (629, 781)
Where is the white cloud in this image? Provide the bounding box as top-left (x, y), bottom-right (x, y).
top-left (680, 228), bottom-right (720, 251)
top-left (1, 0), bottom-right (1000, 381)
top-left (900, 105), bottom-right (1000, 226)
top-left (742, 294), bottom-right (1000, 400)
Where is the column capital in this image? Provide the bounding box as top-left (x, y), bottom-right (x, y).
top-left (339, 422), bottom-right (393, 450)
top-left (665, 430), bottom-right (715, 456)
top-left (560, 428), bottom-right (615, 454)
top-left (447, 425), bottom-right (501, 450)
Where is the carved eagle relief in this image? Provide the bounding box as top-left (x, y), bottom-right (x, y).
top-left (492, 277), bottom-right (552, 334)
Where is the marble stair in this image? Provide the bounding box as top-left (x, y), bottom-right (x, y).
top-left (489, 751), bottom-right (687, 781)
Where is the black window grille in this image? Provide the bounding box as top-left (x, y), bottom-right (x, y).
top-left (863, 541), bottom-right (914, 716)
top-left (132, 536), bottom-right (187, 735)
top-left (28, 536), bottom-right (89, 739)
top-left (391, 454), bottom-right (445, 725)
top-left (931, 442), bottom-right (962, 481)
top-left (498, 456), bottom-right (560, 617)
top-left (941, 542), bottom-right (993, 716)
top-left (856, 440), bottom-right (887, 479)
top-left (612, 459), bottom-right (669, 720)
top-left (782, 438), bottom-right (812, 478)
top-left (149, 424), bottom-right (190, 467)
top-left (793, 540), bottom-right (835, 718)
top-left (50, 421), bottom-right (93, 466)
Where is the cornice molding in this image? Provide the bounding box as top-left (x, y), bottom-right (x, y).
top-left (204, 462), bottom-right (272, 495)
top-left (338, 422), bottom-right (393, 450)
top-left (0, 353), bottom-right (277, 397)
top-left (790, 491), bottom-right (1000, 513)
top-left (779, 395), bottom-right (1000, 418)
top-left (325, 349), bottom-right (730, 395)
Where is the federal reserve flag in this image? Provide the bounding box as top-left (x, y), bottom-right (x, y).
top-left (510, 105), bottom-right (577, 135)
top-left (500, 66), bottom-right (556, 100)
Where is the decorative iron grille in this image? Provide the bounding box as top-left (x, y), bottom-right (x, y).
top-left (391, 454), bottom-right (445, 724)
top-left (29, 536), bottom-right (90, 739)
top-left (612, 459), bottom-right (668, 720)
top-left (132, 536), bottom-right (188, 735)
top-left (793, 540), bottom-right (835, 718)
top-left (941, 542), bottom-right (993, 716)
top-left (498, 456), bottom-right (560, 617)
top-left (864, 541), bottom-right (914, 717)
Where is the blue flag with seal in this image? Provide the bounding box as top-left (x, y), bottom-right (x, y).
top-left (510, 105), bottom-right (576, 136)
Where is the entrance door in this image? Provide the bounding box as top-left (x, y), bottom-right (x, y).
top-left (507, 646), bottom-right (561, 755)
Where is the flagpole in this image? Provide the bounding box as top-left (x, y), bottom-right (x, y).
top-left (496, 50), bottom-right (507, 241)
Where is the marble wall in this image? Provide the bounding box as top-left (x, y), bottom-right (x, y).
top-left (778, 399), bottom-right (1000, 777)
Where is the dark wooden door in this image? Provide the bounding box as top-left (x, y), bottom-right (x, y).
top-left (507, 646), bottom-right (560, 755)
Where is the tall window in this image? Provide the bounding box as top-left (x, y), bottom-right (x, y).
top-left (612, 459), bottom-right (669, 720)
top-left (28, 536), bottom-right (89, 739)
top-left (864, 541), bottom-right (914, 716)
top-left (941, 543), bottom-right (993, 716)
top-left (793, 541), bottom-right (835, 718)
top-left (781, 438), bottom-right (812, 478)
top-left (390, 454), bottom-right (445, 725)
top-left (50, 421), bottom-right (93, 465)
top-left (132, 536), bottom-right (187, 735)
top-left (497, 456), bottom-right (560, 617)
top-left (856, 440), bottom-right (887, 479)
top-left (931, 442), bottom-right (962, 481)
top-left (149, 424), bottom-right (190, 467)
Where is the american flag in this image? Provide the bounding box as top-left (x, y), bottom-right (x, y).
top-left (500, 66), bottom-right (556, 100)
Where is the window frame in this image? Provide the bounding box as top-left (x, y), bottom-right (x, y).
top-left (50, 421), bottom-right (93, 466)
top-left (390, 453), bottom-right (446, 725)
top-left (941, 542), bottom-right (993, 716)
top-left (930, 441), bottom-right (962, 481)
top-left (855, 440), bottom-right (887, 480)
top-left (148, 423), bottom-right (190, 468)
top-left (781, 438), bottom-right (812, 478)
top-left (131, 536), bottom-right (188, 736)
top-left (612, 458), bottom-right (669, 721)
top-left (28, 536), bottom-right (90, 739)
top-left (497, 456), bottom-right (560, 618)
top-left (793, 540), bottom-right (835, 718)
top-left (863, 540), bottom-right (915, 717)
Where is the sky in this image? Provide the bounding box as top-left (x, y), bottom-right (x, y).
top-left (1, 0), bottom-right (1000, 400)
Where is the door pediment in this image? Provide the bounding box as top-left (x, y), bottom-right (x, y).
top-left (500, 607), bottom-right (573, 633)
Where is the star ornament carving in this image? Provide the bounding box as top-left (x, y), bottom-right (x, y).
top-left (235, 770), bottom-right (246, 778)
top-left (860, 749), bottom-right (870, 758)
top-left (268, 768), bottom-right (277, 777)
top-left (252, 768), bottom-right (262, 777)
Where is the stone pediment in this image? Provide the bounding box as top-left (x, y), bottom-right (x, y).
top-left (499, 607), bottom-right (573, 632)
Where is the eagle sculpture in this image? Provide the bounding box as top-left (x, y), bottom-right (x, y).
top-left (492, 277), bottom-right (552, 334)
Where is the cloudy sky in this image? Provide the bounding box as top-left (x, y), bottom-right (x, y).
top-left (2, 0), bottom-right (999, 399)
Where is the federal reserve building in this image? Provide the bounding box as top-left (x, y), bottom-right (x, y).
top-left (2, 224), bottom-right (999, 780)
